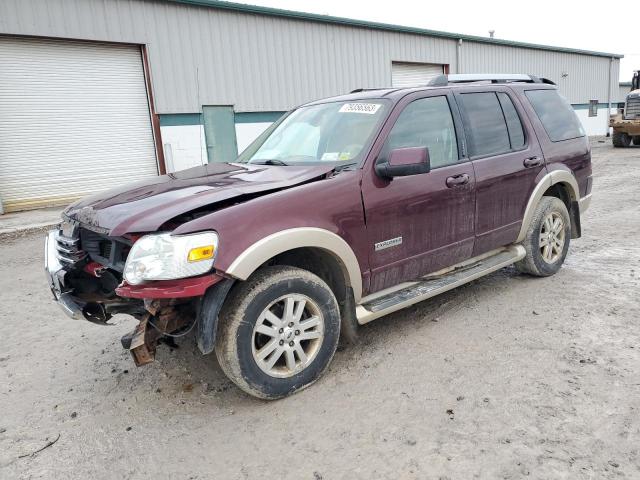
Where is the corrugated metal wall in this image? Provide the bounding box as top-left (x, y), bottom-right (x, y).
top-left (0, 0), bottom-right (619, 113)
top-left (461, 42), bottom-right (619, 105)
top-left (617, 84), bottom-right (632, 103)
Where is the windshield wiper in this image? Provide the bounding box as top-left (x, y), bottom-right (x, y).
top-left (251, 159), bottom-right (288, 166)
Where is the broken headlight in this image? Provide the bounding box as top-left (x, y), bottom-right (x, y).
top-left (123, 232), bottom-right (218, 285)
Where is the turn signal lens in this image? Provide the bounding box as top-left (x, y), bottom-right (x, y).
top-left (188, 245), bottom-right (215, 262)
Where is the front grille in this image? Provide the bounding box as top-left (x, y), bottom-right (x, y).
top-left (100, 240), bottom-right (112, 259)
top-left (56, 232), bottom-right (86, 266)
top-left (625, 96), bottom-right (640, 119)
top-left (80, 228), bottom-right (130, 272)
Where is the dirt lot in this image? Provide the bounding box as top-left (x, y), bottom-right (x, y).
top-left (1, 139), bottom-right (639, 479)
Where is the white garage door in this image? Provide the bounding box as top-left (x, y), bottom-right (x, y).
top-left (0, 36), bottom-right (158, 212)
top-left (392, 62), bottom-right (445, 87)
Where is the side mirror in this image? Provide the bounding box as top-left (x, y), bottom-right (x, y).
top-left (375, 147), bottom-right (431, 179)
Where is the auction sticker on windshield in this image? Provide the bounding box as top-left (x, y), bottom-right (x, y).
top-left (339, 103), bottom-right (382, 114)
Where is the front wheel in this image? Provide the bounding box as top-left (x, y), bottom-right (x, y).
top-left (215, 266), bottom-right (341, 399)
top-left (516, 196), bottom-right (571, 277)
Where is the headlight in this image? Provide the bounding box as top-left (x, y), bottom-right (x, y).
top-left (123, 232), bottom-right (219, 285)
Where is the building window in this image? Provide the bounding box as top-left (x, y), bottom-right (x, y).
top-left (589, 100), bottom-right (598, 117)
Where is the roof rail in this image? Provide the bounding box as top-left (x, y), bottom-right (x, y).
top-left (349, 87), bottom-right (389, 93)
top-left (427, 74), bottom-right (556, 87)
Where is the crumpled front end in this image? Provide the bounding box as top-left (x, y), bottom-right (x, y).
top-left (44, 218), bottom-right (227, 366)
top-left (44, 220), bottom-right (144, 324)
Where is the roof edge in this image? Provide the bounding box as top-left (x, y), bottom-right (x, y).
top-left (166, 0), bottom-right (624, 59)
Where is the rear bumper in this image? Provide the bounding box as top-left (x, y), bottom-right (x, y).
top-left (44, 230), bottom-right (84, 320)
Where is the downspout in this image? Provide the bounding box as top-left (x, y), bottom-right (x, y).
top-left (456, 39), bottom-right (463, 74)
top-left (606, 57), bottom-right (613, 137)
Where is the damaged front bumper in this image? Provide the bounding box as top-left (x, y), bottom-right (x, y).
top-left (44, 230), bottom-right (84, 320)
top-left (45, 227), bottom-right (235, 366)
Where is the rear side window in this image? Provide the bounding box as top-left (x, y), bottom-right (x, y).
top-left (497, 92), bottom-right (525, 149)
top-left (525, 89), bottom-right (585, 142)
top-left (458, 92), bottom-right (511, 157)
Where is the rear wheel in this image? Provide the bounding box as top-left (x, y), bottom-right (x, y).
top-left (516, 196), bottom-right (571, 277)
top-left (215, 265), bottom-right (341, 399)
top-left (612, 131), bottom-right (632, 147)
top-left (633, 135), bottom-right (640, 146)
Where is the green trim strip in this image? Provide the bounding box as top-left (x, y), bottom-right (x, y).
top-left (160, 112), bottom-right (286, 126)
top-left (167, 0), bottom-right (623, 59)
top-left (160, 106), bottom-right (613, 126)
top-left (571, 103), bottom-right (616, 110)
top-left (159, 113), bottom-right (202, 126)
top-left (234, 111), bottom-right (285, 124)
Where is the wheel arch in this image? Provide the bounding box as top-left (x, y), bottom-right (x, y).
top-left (516, 170), bottom-right (579, 243)
top-left (224, 228), bottom-right (363, 302)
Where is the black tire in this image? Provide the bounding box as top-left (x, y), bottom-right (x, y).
top-left (515, 196), bottom-right (571, 277)
top-left (612, 131), bottom-right (632, 148)
top-left (215, 265), bottom-right (341, 399)
top-left (633, 135), bottom-right (640, 146)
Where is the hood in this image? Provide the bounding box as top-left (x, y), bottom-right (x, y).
top-left (64, 162), bottom-right (335, 236)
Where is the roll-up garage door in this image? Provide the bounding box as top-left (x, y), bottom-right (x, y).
top-left (0, 36), bottom-right (158, 212)
top-left (391, 62), bottom-right (445, 87)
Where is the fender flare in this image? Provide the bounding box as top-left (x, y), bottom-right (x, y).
top-left (516, 170), bottom-right (580, 243)
top-left (225, 228), bottom-right (363, 302)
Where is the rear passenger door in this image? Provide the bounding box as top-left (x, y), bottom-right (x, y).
top-left (455, 88), bottom-right (545, 256)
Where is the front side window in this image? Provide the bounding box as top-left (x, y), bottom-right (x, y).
top-left (238, 100), bottom-right (388, 166)
top-left (381, 96), bottom-right (459, 169)
top-left (525, 89), bottom-right (585, 142)
top-left (458, 92), bottom-right (511, 157)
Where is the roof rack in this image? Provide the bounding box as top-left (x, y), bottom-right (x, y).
top-left (349, 87), bottom-right (393, 93)
top-left (428, 74), bottom-right (556, 87)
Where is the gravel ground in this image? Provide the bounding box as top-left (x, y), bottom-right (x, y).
top-left (1, 139), bottom-right (639, 479)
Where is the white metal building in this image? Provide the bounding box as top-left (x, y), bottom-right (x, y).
top-left (0, 0), bottom-right (623, 212)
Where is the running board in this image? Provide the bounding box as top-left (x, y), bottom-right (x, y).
top-left (356, 245), bottom-right (526, 325)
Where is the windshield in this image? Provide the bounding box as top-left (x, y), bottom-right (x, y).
top-left (238, 100), bottom-right (388, 166)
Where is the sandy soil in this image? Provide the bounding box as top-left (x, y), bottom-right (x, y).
top-left (1, 139), bottom-right (639, 479)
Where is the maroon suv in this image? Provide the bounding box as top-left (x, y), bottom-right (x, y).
top-left (45, 74), bottom-right (593, 399)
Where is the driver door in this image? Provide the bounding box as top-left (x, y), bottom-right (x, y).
top-left (361, 92), bottom-right (476, 294)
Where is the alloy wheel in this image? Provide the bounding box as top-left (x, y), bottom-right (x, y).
top-left (251, 294), bottom-right (325, 378)
top-left (539, 211), bottom-right (565, 264)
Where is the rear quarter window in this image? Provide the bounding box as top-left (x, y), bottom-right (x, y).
top-left (525, 89), bottom-right (585, 142)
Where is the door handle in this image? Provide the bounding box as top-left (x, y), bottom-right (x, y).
top-left (523, 156), bottom-right (543, 168)
top-left (445, 173), bottom-right (470, 188)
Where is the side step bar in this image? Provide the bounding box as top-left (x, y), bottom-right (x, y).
top-left (356, 245), bottom-right (526, 325)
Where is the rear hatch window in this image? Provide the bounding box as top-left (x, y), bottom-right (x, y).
top-left (525, 89), bottom-right (585, 142)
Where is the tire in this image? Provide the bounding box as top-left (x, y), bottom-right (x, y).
top-left (515, 196), bottom-right (571, 277)
top-left (215, 265), bottom-right (341, 399)
top-left (612, 131), bottom-right (632, 148)
top-left (633, 136), bottom-right (640, 146)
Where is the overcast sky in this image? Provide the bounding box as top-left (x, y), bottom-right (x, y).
top-left (235, 0), bottom-right (638, 82)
